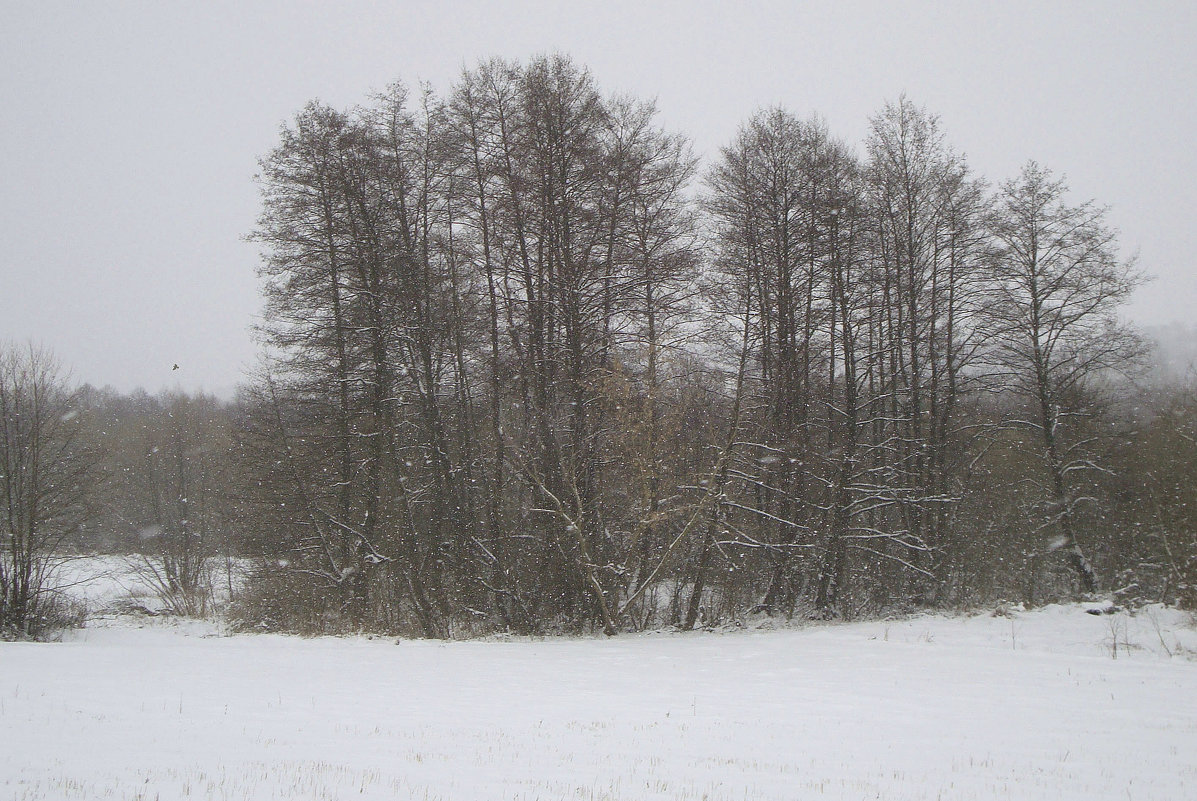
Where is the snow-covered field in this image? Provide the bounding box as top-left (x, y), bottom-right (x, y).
top-left (3, 562), bottom-right (1196, 800)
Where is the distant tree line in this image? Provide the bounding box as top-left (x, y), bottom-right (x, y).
top-left (4, 55), bottom-right (1194, 637)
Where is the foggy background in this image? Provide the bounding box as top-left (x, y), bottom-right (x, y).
top-left (2, 0), bottom-right (1193, 396)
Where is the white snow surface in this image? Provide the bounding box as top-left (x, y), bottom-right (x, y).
top-left (3, 568), bottom-right (1196, 800)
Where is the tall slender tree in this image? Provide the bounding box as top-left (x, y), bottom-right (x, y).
top-left (986, 161), bottom-right (1145, 593)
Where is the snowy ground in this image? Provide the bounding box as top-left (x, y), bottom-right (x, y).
top-left (2, 563), bottom-right (1196, 800)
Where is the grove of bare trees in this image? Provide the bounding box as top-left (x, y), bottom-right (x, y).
top-left (226, 57), bottom-right (1164, 635)
top-left (6, 55), bottom-right (1190, 638)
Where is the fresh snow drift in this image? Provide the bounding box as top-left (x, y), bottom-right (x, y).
top-left (2, 573), bottom-right (1195, 800)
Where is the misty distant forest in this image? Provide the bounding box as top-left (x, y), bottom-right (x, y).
top-left (4, 54), bottom-right (1196, 639)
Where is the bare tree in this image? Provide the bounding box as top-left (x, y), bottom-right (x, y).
top-left (986, 161), bottom-right (1146, 594)
top-left (862, 98), bottom-right (989, 605)
top-left (251, 104), bottom-right (392, 627)
top-left (0, 344), bottom-right (96, 636)
top-left (115, 392), bottom-right (233, 616)
top-left (705, 109), bottom-right (837, 613)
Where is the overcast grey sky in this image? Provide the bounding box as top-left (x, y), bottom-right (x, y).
top-left (2, 0), bottom-right (1194, 396)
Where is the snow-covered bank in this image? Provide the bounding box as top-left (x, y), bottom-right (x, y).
top-left (2, 600), bottom-right (1195, 800)
top-left (42, 553), bottom-right (245, 617)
